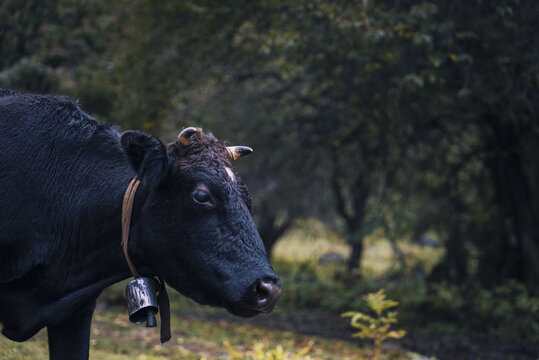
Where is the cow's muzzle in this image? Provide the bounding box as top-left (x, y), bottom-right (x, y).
top-left (225, 276), bottom-right (281, 317)
top-left (251, 277), bottom-right (282, 313)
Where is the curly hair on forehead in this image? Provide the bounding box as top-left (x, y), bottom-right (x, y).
top-left (167, 130), bottom-right (232, 168)
top-left (165, 128), bottom-right (254, 211)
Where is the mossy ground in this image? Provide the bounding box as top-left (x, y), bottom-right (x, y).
top-left (1, 276), bottom-right (428, 360)
top-left (0, 292), bottom-right (423, 359)
top-left (0, 224), bottom-right (441, 359)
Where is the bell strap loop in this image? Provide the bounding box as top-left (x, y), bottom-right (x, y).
top-left (157, 276), bottom-right (171, 343)
top-left (121, 177), bottom-right (141, 278)
top-left (121, 177), bottom-right (172, 343)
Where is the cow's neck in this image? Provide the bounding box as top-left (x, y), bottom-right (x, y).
top-left (58, 174), bottom-right (153, 289)
top-left (0, 171), bottom-right (152, 342)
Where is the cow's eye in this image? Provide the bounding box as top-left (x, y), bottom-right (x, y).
top-left (192, 189), bottom-right (211, 205)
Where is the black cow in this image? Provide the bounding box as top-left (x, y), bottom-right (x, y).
top-left (0, 89), bottom-right (281, 359)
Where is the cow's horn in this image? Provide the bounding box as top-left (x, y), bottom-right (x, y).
top-left (226, 146), bottom-right (253, 161)
top-left (178, 127), bottom-right (202, 146)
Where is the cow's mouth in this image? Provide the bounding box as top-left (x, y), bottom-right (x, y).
top-left (164, 273), bottom-right (281, 317)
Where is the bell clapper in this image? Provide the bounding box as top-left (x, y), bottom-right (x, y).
top-left (146, 308), bottom-right (157, 328)
top-left (125, 277), bottom-right (160, 328)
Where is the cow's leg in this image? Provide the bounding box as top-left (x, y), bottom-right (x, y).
top-left (47, 300), bottom-right (96, 360)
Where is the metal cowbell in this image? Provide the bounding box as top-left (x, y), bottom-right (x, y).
top-left (125, 277), bottom-right (159, 328)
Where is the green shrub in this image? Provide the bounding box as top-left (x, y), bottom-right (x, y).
top-left (427, 280), bottom-right (539, 341)
top-left (274, 260), bottom-right (539, 343)
top-left (0, 58), bottom-right (58, 93)
top-left (342, 289), bottom-right (406, 360)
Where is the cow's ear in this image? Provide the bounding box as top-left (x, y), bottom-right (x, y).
top-left (120, 130), bottom-right (169, 187)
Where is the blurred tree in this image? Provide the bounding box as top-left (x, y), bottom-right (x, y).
top-left (0, 0), bottom-right (110, 98)
top-left (99, 0), bottom-right (539, 283)
top-left (101, 1), bottom-right (339, 255)
top-left (4, 0), bottom-right (537, 284)
top-left (450, 0), bottom-right (539, 284)
top-left (170, 79), bottom-right (333, 257)
top-left (396, 0), bottom-right (539, 284)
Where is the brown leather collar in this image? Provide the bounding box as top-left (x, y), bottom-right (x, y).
top-left (122, 177), bottom-right (141, 278)
top-left (121, 177), bottom-right (171, 343)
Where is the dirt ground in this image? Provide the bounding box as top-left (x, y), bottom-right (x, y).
top-left (178, 306), bottom-right (539, 360)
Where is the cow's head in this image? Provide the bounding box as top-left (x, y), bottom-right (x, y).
top-left (120, 127), bottom-right (280, 317)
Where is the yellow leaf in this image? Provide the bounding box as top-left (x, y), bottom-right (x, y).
top-left (224, 341), bottom-right (244, 359)
top-left (296, 341), bottom-right (314, 357)
top-left (386, 330), bottom-right (407, 339)
top-left (254, 341), bottom-right (266, 357)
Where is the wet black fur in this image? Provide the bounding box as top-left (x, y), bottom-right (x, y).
top-left (0, 90), bottom-right (278, 359)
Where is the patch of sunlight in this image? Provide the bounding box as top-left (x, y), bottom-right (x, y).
top-left (273, 219), bottom-right (350, 262)
top-left (273, 220), bottom-right (443, 277)
top-left (362, 235), bottom-right (395, 276)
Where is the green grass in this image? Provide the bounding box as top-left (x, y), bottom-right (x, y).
top-left (0, 282), bottom-right (427, 359)
top-left (1, 222), bottom-right (439, 359)
top-left (0, 304), bottom-right (418, 359)
top-left (0, 333), bottom-right (49, 360)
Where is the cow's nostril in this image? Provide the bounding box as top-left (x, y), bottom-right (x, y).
top-left (253, 277), bottom-right (281, 313)
top-left (256, 281), bottom-right (271, 302)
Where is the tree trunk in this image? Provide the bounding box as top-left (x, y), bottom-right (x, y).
top-left (256, 203), bottom-right (293, 259)
top-left (445, 217), bottom-right (467, 283)
top-left (258, 220), bottom-right (290, 259)
top-left (346, 231), bottom-right (364, 273)
top-left (519, 132), bottom-right (539, 283)
top-left (482, 115), bottom-right (539, 284)
top-left (329, 149), bottom-right (370, 275)
top-left (429, 216), bottom-right (468, 284)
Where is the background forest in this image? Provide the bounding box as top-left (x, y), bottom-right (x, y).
top-left (1, 1), bottom-right (538, 359)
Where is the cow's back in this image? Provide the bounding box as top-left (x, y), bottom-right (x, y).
top-left (0, 90), bottom-right (126, 283)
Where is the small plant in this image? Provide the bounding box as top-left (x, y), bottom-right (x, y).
top-left (342, 289), bottom-right (406, 360)
top-left (224, 340), bottom-right (313, 360)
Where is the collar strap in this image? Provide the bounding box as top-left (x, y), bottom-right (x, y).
top-left (122, 177), bottom-right (141, 278)
top-left (121, 177), bottom-right (171, 343)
